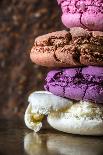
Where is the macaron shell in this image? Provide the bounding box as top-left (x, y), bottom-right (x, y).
top-left (81, 11), bottom-right (103, 31)
top-left (28, 91), bottom-right (73, 114)
top-left (45, 67), bottom-right (103, 103)
top-left (24, 103), bottom-right (42, 132)
top-left (24, 91), bottom-right (73, 132)
top-left (59, 0), bottom-right (103, 31)
top-left (47, 101), bottom-right (103, 135)
top-left (30, 28), bottom-right (103, 67)
top-left (62, 13), bottom-right (82, 28)
top-left (47, 116), bottom-right (103, 135)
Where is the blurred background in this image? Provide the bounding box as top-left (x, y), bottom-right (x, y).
top-left (0, 0), bottom-right (64, 119)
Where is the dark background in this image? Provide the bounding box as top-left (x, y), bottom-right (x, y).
top-left (0, 0), bottom-right (64, 119)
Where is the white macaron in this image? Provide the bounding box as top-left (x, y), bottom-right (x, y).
top-left (24, 91), bottom-right (73, 132)
top-left (47, 101), bottom-right (103, 135)
top-left (25, 91), bottom-right (103, 135)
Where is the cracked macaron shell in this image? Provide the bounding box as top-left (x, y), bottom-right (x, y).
top-left (30, 28), bottom-right (103, 67)
top-left (28, 91), bottom-right (73, 114)
top-left (58, 0), bottom-right (103, 31)
top-left (45, 66), bottom-right (103, 103)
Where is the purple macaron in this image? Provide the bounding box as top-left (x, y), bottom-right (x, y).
top-left (44, 66), bottom-right (103, 103)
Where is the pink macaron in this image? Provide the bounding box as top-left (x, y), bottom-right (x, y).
top-left (57, 0), bottom-right (103, 31)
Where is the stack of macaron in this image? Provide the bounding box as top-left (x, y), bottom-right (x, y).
top-left (24, 0), bottom-right (103, 135)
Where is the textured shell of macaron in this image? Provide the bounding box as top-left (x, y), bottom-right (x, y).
top-left (47, 102), bottom-right (103, 135)
top-left (24, 91), bottom-right (73, 132)
top-left (59, 0), bottom-right (103, 31)
top-left (45, 66), bottom-right (103, 103)
top-left (28, 91), bottom-right (73, 114)
top-left (30, 28), bottom-right (103, 67)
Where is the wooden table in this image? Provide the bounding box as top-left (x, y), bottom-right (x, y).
top-left (0, 119), bottom-right (103, 155)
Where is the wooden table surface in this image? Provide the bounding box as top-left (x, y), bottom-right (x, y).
top-left (0, 119), bottom-right (103, 155)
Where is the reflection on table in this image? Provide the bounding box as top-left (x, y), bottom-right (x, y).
top-left (24, 132), bottom-right (103, 155)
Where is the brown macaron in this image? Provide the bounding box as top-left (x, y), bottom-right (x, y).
top-left (30, 27), bottom-right (103, 67)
